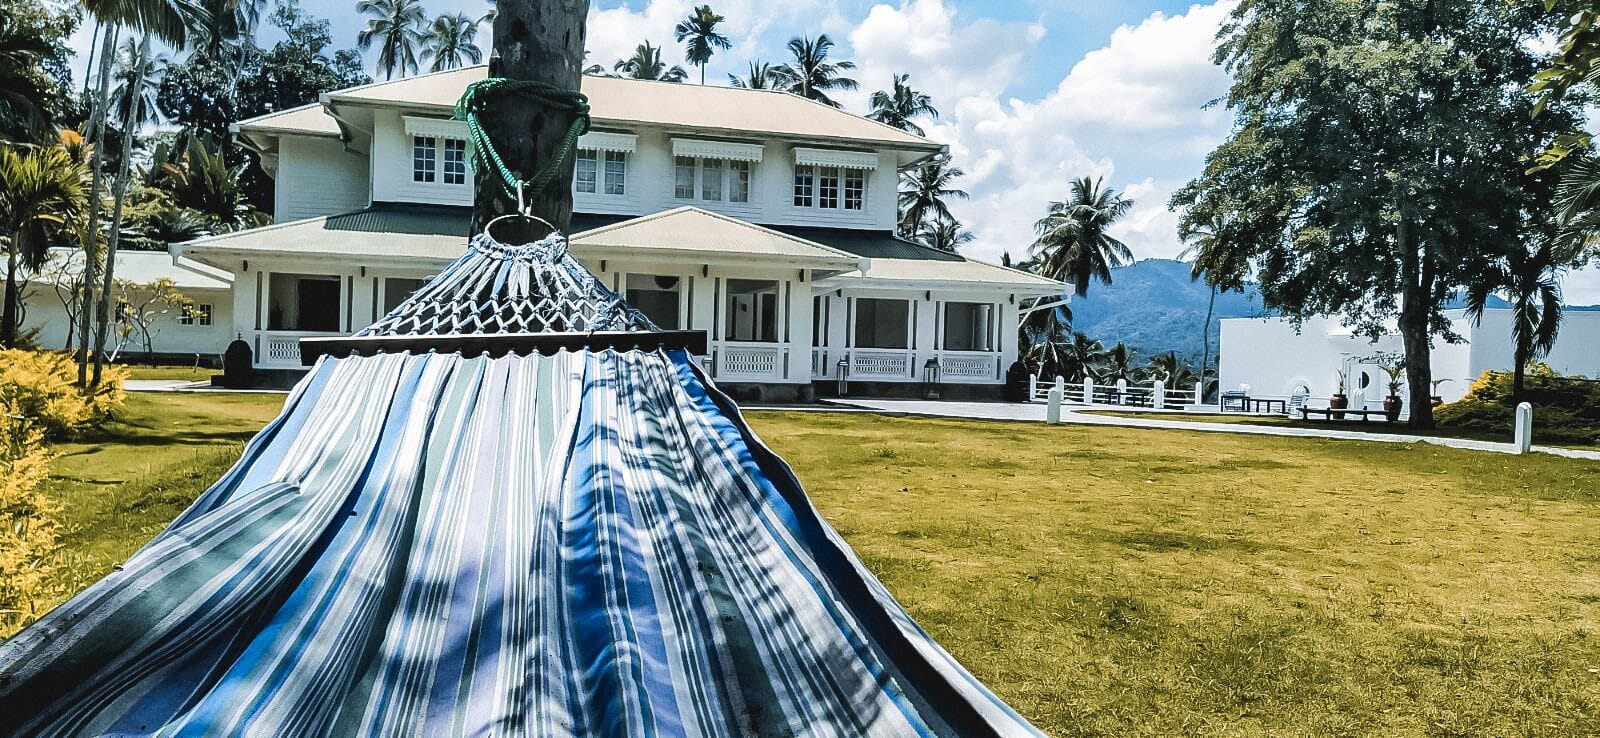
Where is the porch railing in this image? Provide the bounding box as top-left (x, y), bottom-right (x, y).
top-left (251, 330), bottom-right (344, 370)
top-left (714, 342), bottom-right (788, 382)
top-left (937, 351), bottom-right (1002, 383)
top-left (851, 349), bottom-right (914, 380)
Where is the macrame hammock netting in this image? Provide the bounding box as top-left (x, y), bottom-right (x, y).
top-left (0, 230), bottom-right (1042, 737)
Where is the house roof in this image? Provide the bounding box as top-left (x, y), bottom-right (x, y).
top-left (816, 256), bottom-right (1064, 296)
top-left (176, 204), bottom-right (472, 265)
top-left (238, 66), bottom-right (942, 153)
top-left (29, 248), bottom-right (232, 290)
top-left (568, 207), bottom-right (862, 269)
top-left (769, 225), bottom-right (966, 262)
top-left (234, 102), bottom-right (340, 138)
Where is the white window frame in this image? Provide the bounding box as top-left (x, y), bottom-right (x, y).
top-left (575, 148), bottom-right (629, 196)
top-left (793, 164), bottom-right (867, 212)
top-left (673, 155), bottom-right (754, 205)
top-left (404, 116), bottom-right (473, 191)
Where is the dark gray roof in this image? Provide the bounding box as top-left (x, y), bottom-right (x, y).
top-left (767, 225), bottom-right (965, 262)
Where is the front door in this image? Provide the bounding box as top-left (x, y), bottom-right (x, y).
top-left (296, 277), bottom-right (341, 332)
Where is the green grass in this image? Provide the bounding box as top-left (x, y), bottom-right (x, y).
top-left (114, 363), bottom-right (217, 381)
top-left (21, 394), bottom-right (1600, 735)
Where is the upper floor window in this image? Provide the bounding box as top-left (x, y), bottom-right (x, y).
top-left (674, 156), bottom-right (751, 204)
top-left (413, 135), bottom-right (468, 185)
top-left (793, 165), bottom-right (866, 211)
top-left (412, 136), bottom-right (437, 183)
top-left (576, 149), bottom-right (628, 196)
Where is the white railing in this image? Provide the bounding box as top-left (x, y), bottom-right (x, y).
top-left (937, 351), bottom-right (1001, 383)
top-left (252, 330), bottom-right (343, 370)
top-left (1028, 374), bottom-right (1204, 409)
top-left (851, 349), bottom-right (913, 380)
top-left (715, 343), bottom-right (787, 382)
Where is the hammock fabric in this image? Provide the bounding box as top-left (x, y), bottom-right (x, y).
top-left (0, 232), bottom-right (1043, 737)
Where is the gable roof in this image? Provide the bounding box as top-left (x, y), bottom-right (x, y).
top-left (233, 102), bottom-right (340, 138)
top-left (27, 248), bottom-right (232, 290)
top-left (238, 66), bottom-right (943, 154)
top-left (568, 207), bottom-right (863, 269)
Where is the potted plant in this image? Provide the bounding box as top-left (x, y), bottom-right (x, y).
top-left (1430, 378), bottom-right (1452, 407)
top-left (1380, 360), bottom-right (1405, 422)
top-left (1330, 370), bottom-right (1349, 419)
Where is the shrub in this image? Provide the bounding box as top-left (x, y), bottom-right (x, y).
top-left (0, 404), bottom-right (60, 631)
top-left (0, 350), bottom-right (126, 439)
top-left (1436, 370), bottom-right (1600, 445)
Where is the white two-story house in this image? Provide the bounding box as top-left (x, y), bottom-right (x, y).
top-left (175, 67), bottom-right (1063, 400)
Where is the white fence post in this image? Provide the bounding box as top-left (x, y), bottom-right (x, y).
top-left (1116, 378), bottom-right (1128, 405)
top-left (1513, 402), bottom-right (1533, 454)
top-left (1028, 373), bottom-right (1038, 401)
top-left (1083, 377), bottom-right (1094, 405)
top-left (1152, 379), bottom-right (1165, 410)
top-left (1194, 380), bottom-right (1204, 406)
top-left (1046, 382), bottom-right (1063, 424)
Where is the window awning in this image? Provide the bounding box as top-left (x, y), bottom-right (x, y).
top-left (579, 131), bottom-right (638, 154)
top-left (672, 138), bottom-right (764, 162)
top-left (793, 147), bottom-right (878, 169)
top-left (403, 115), bottom-right (468, 139)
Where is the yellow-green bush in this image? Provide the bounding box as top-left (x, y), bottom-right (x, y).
top-left (0, 350), bottom-right (126, 439)
top-left (0, 403), bottom-right (60, 631)
top-left (1436, 369), bottom-right (1600, 445)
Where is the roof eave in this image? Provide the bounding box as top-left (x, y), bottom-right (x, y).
top-left (570, 243), bottom-right (859, 271)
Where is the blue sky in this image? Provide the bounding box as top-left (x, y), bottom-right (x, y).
top-left (69, 0), bottom-right (1600, 302)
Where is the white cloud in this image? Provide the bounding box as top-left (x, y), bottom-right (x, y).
top-left (585, 0), bottom-right (838, 82)
top-left (867, 1), bottom-right (1235, 265)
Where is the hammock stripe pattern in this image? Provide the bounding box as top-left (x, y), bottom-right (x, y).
top-left (0, 233), bottom-right (1044, 737)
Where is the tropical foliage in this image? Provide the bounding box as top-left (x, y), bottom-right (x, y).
top-left (0, 144), bottom-right (85, 347)
top-left (771, 34), bottom-right (857, 108)
top-left (897, 157), bottom-right (966, 238)
top-left (613, 41), bottom-right (688, 82)
top-left (673, 5), bottom-right (730, 85)
top-left (1464, 240), bottom-right (1564, 399)
top-left (1030, 176), bottom-right (1133, 297)
top-left (727, 60), bottom-right (775, 89)
top-left (357, 0), bottom-right (427, 80)
top-left (1437, 367), bottom-right (1600, 445)
top-left (1172, 1), bottom-right (1579, 428)
top-left (422, 12), bottom-right (481, 72)
top-left (868, 73), bottom-right (937, 136)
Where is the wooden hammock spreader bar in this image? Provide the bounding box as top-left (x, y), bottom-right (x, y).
top-left (299, 330), bottom-right (709, 365)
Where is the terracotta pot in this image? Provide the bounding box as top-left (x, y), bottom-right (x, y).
top-left (1383, 395), bottom-right (1403, 422)
top-left (1329, 393), bottom-right (1348, 420)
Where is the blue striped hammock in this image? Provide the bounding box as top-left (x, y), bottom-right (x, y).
top-left (0, 232), bottom-right (1043, 737)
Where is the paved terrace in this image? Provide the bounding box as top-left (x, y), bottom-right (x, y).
top-left (836, 399), bottom-right (1600, 461)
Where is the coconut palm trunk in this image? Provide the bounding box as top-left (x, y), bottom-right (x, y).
top-left (1200, 284), bottom-right (1215, 395)
top-left (475, 0), bottom-right (590, 229)
top-left (76, 25), bottom-right (120, 386)
top-left (3, 244), bottom-right (16, 347)
top-left (91, 33), bottom-right (151, 387)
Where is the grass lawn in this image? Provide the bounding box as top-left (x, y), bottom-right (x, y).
top-left (113, 363), bottom-right (218, 382)
top-left (18, 393), bottom-right (1600, 735)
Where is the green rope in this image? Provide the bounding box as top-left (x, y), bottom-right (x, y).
top-left (455, 78), bottom-right (591, 206)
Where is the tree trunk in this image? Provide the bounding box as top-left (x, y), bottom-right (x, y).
top-left (82, 22), bottom-right (101, 97)
top-left (474, 0), bottom-right (591, 232)
top-left (2, 245), bottom-right (17, 348)
top-left (77, 25), bottom-right (120, 386)
top-left (1200, 284), bottom-right (1215, 381)
top-left (1395, 205), bottom-right (1435, 429)
top-left (1512, 344), bottom-right (1528, 401)
top-left (92, 34), bottom-right (150, 387)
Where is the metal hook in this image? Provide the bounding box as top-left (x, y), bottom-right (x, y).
top-left (516, 180), bottom-right (528, 215)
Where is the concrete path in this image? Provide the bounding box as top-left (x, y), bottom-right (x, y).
top-left (123, 379), bottom-right (290, 394)
top-left (838, 399), bottom-right (1600, 461)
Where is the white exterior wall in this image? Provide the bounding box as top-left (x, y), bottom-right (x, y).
top-left (274, 136), bottom-right (369, 221)
top-left (362, 112), bottom-right (897, 231)
top-left (20, 284), bottom-right (233, 359)
top-left (1467, 309), bottom-right (1600, 379)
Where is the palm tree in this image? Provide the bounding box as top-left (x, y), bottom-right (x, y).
top-left (1096, 341), bottom-right (1137, 382)
top-left (868, 73), bottom-right (937, 135)
top-left (357, 0), bottom-right (427, 81)
top-left (727, 60), bottom-right (775, 89)
top-left (0, 145), bottom-right (86, 347)
top-left (1466, 240), bottom-right (1564, 400)
top-left (614, 41), bottom-right (688, 82)
top-left (196, 0), bottom-right (267, 56)
top-left (158, 134), bottom-right (268, 231)
top-left (110, 38), bottom-right (169, 129)
top-left (1030, 176), bottom-right (1134, 297)
top-left (0, 15), bottom-right (56, 142)
top-left (673, 5), bottom-right (730, 85)
top-left (918, 217), bottom-right (973, 253)
top-left (1176, 210), bottom-right (1249, 389)
top-left (771, 34), bottom-right (857, 108)
top-left (423, 13), bottom-right (482, 72)
top-left (897, 157), bottom-right (966, 238)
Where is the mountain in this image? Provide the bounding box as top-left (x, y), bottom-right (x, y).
top-left (1063, 259), bottom-right (1269, 366)
top-left (1060, 259), bottom-right (1600, 367)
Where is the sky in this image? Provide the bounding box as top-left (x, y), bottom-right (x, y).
top-left (66, 0), bottom-right (1600, 303)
